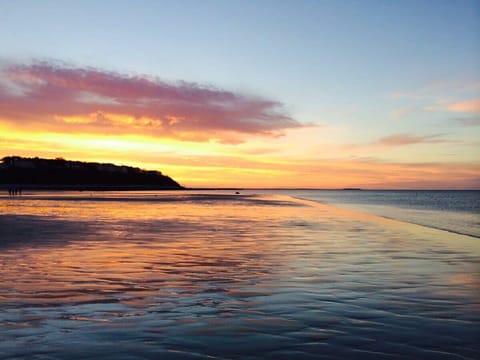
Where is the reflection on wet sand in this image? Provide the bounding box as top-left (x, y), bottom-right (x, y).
top-left (0, 193), bottom-right (479, 359)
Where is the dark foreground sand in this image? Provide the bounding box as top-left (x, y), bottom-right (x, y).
top-left (0, 193), bottom-right (479, 359)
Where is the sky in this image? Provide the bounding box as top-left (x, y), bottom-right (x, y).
top-left (0, 0), bottom-right (479, 189)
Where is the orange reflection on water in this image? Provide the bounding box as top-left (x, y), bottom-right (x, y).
top-left (0, 193), bottom-right (301, 307)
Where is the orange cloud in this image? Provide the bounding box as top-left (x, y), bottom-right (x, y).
top-left (0, 61), bottom-right (302, 143)
top-left (447, 99), bottom-right (480, 113)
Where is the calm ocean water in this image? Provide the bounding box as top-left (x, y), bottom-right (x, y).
top-left (257, 190), bottom-right (480, 238)
top-left (0, 191), bottom-right (479, 359)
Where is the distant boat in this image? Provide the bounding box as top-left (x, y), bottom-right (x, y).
top-left (342, 188), bottom-right (362, 191)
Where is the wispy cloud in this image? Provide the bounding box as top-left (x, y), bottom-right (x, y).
top-left (388, 79), bottom-right (480, 100)
top-left (374, 133), bottom-right (447, 147)
top-left (388, 80), bottom-right (480, 121)
top-left (344, 133), bottom-right (449, 151)
top-left (390, 106), bottom-right (421, 120)
top-left (451, 116), bottom-right (480, 127)
top-left (0, 60), bottom-right (301, 143)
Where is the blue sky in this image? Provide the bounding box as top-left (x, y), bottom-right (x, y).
top-left (0, 0), bottom-right (479, 188)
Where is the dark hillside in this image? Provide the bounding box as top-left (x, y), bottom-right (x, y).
top-left (0, 156), bottom-right (183, 190)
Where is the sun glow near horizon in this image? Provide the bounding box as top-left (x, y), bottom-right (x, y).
top-left (1, 119), bottom-right (478, 189)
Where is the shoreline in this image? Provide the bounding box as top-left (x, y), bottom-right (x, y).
top-left (2, 190), bottom-right (479, 239)
top-left (1, 190), bottom-right (479, 241)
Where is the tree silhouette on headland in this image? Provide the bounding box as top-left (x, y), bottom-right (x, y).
top-left (0, 156), bottom-right (183, 190)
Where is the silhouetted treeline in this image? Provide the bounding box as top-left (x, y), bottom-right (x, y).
top-left (0, 156), bottom-right (183, 189)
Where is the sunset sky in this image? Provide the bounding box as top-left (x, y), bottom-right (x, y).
top-left (0, 0), bottom-right (479, 188)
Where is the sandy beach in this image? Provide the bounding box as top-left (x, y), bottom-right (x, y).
top-left (0, 192), bottom-right (479, 359)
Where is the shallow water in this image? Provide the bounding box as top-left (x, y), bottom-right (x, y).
top-left (0, 192), bottom-right (479, 359)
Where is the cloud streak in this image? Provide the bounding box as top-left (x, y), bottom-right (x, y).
top-left (0, 61), bottom-right (301, 143)
top-left (452, 116), bottom-right (480, 127)
top-left (343, 133), bottom-right (449, 152)
top-left (374, 134), bottom-right (447, 147)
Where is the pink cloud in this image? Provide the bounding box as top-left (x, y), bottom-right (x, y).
top-left (0, 61), bottom-right (301, 142)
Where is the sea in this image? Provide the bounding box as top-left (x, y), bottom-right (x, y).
top-left (266, 190), bottom-right (480, 238)
top-left (0, 189), bottom-right (479, 359)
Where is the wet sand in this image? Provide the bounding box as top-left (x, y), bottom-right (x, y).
top-left (0, 193), bottom-right (479, 359)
